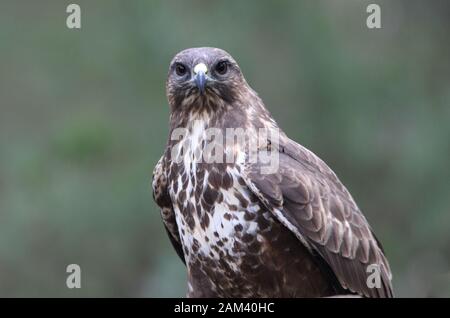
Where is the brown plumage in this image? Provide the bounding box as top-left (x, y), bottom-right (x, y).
top-left (152, 47), bottom-right (393, 297)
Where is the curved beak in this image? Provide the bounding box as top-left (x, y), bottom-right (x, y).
top-left (194, 71), bottom-right (206, 94)
top-left (193, 63), bottom-right (208, 95)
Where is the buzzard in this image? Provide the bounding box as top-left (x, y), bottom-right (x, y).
top-left (152, 47), bottom-right (393, 298)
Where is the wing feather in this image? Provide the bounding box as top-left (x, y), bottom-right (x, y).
top-left (244, 138), bottom-right (393, 297)
top-left (152, 156), bottom-right (185, 265)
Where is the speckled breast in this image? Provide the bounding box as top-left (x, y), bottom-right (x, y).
top-left (167, 123), bottom-right (333, 297)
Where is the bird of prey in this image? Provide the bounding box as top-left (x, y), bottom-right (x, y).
top-left (152, 47), bottom-right (393, 298)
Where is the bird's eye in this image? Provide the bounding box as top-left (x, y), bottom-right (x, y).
top-left (175, 63), bottom-right (187, 76)
top-left (215, 61), bottom-right (228, 75)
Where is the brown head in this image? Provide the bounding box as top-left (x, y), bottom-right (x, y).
top-left (166, 47), bottom-right (250, 116)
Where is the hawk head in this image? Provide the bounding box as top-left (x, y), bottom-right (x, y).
top-left (166, 47), bottom-right (247, 114)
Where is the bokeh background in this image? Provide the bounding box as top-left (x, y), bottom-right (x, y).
top-left (0, 0), bottom-right (449, 297)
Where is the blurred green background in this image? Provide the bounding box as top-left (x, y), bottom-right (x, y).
top-left (0, 0), bottom-right (449, 297)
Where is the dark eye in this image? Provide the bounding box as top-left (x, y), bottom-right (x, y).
top-left (175, 63), bottom-right (187, 76)
top-left (215, 61), bottom-right (228, 75)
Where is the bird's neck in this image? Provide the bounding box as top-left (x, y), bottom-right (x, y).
top-left (169, 87), bottom-right (276, 130)
top-left (165, 90), bottom-right (283, 171)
